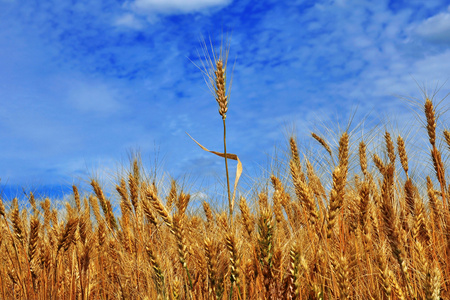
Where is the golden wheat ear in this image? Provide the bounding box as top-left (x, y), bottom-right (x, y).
top-left (423, 97), bottom-right (448, 209)
top-left (444, 129), bottom-right (450, 150)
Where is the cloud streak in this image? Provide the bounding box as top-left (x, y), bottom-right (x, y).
top-left (127, 0), bottom-right (232, 15)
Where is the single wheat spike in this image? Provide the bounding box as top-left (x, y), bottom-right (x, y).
top-left (380, 164), bottom-right (413, 297)
top-left (426, 176), bottom-right (441, 227)
top-left (359, 141), bottom-right (368, 176)
top-left (57, 217), bottom-right (78, 252)
top-left (78, 207), bottom-right (90, 245)
top-left (416, 241), bottom-right (433, 299)
top-left (41, 198), bottom-right (51, 233)
top-left (291, 168), bottom-right (318, 226)
top-left (385, 132), bottom-right (396, 165)
top-left (272, 248), bottom-right (282, 297)
top-left (50, 208), bottom-right (58, 227)
top-left (412, 200), bottom-right (430, 245)
top-left (176, 192), bottom-right (190, 215)
top-left (116, 177), bottom-right (128, 202)
top-left (202, 201), bottom-right (214, 228)
top-left (289, 140), bottom-right (319, 226)
top-left (89, 195), bottom-right (102, 224)
top-left (141, 196), bottom-right (158, 226)
top-left (376, 246), bottom-right (392, 298)
top-left (258, 191), bottom-right (269, 212)
top-left (332, 254), bottom-right (350, 299)
top-left (166, 179), bottom-right (177, 211)
top-left (444, 129), bottom-right (450, 150)
top-left (306, 160), bottom-right (326, 207)
top-left (65, 201), bottom-right (76, 220)
top-left (146, 245), bottom-right (165, 295)
top-left (429, 264), bottom-right (442, 300)
top-left (271, 176), bottom-right (290, 237)
top-left (425, 98), bottom-right (436, 146)
top-left (172, 276), bottom-right (182, 300)
top-left (91, 180), bottom-right (108, 216)
top-left (397, 136), bottom-right (409, 176)
top-left (214, 59), bottom-right (228, 120)
top-left (225, 233), bottom-right (240, 286)
top-left (404, 178), bottom-right (416, 216)
top-left (28, 216), bottom-right (40, 263)
top-left (204, 238), bottom-right (218, 299)
top-left (424, 98), bottom-right (448, 208)
top-left (338, 132), bottom-right (349, 173)
top-left (359, 181), bottom-right (370, 231)
top-left (430, 148), bottom-right (446, 191)
top-left (239, 197), bottom-right (254, 238)
top-left (119, 213), bottom-right (132, 254)
top-left (146, 184), bottom-right (172, 228)
top-left (289, 137), bottom-right (300, 164)
top-left (289, 137), bottom-right (306, 181)
top-left (380, 165), bottom-right (400, 253)
top-left (117, 178), bottom-right (133, 215)
top-left (286, 242), bottom-right (300, 299)
top-left (257, 207), bottom-right (274, 287)
top-left (105, 199), bottom-right (118, 230)
top-left (97, 221), bottom-right (106, 247)
top-left (132, 158), bottom-right (140, 184)
top-left (388, 269), bottom-right (406, 300)
top-left (128, 172), bottom-right (140, 214)
top-left (373, 154), bottom-right (386, 175)
top-left (172, 213), bottom-right (192, 290)
top-left (311, 132), bottom-right (333, 157)
top-left (10, 198), bottom-right (25, 246)
top-left (73, 185), bottom-right (81, 212)
top-left (327, 166), bottom-right (345, 238)
top-left (28, 192), bottom-right (37, 216)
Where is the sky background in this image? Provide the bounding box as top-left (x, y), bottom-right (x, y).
top-left (1, 0), bottom-right (450, 202)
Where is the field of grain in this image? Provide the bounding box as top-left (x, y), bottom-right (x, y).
top-left (1, 49), bottom-right (449, 299)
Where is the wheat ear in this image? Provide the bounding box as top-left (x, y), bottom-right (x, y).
top-left (311, 132), bottom-right (333, 158)
top-left (225, 232), bottom-right (241, 298)
top-left (145, 184), bottom-right (172, 228)
top-left (444, 129), bottom-right (450, 150)
top-left (397, 136), bottom-right (409, 177)
top-left (424, 98), bottom-right (447, 208)
top-left (239, 197), bottom-right (254, 238)
top-left (146, 244), bottom-right (166, 297)
top-left (359, 141), bottom-right (368, 176)
top-left (72, 185), bottom-right (81, 212)
top-left (385, 132), bottom-right (396, 165)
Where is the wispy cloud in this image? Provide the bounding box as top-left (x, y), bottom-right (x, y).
top-left (114, 13), bottom-right (145, 30)
top-left (415, 6), bottom-right (450, 44)
top-left (126, 0), bottom-right (232, 15)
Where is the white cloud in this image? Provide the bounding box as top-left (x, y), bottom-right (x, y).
top-left (127, 0), bottom-right (232, 15)
top-left (114, 13), bottom-right (144, 30)
top-left (415, 7), bottom-right (450, 44)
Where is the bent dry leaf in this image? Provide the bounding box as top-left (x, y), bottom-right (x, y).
top-left (186, 132), bottom-right (242, 212)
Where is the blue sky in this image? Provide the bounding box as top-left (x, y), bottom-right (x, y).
top-left (1, 0), bottom-right (450, 201)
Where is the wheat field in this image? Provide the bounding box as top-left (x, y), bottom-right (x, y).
top-left (1, 51), bottom-right (450, 299)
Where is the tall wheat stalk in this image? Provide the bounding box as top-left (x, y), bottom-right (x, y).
top-left (215, 57), bottom-right (232, 220)
top-left (191, 35), bottom-right (236, 221)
